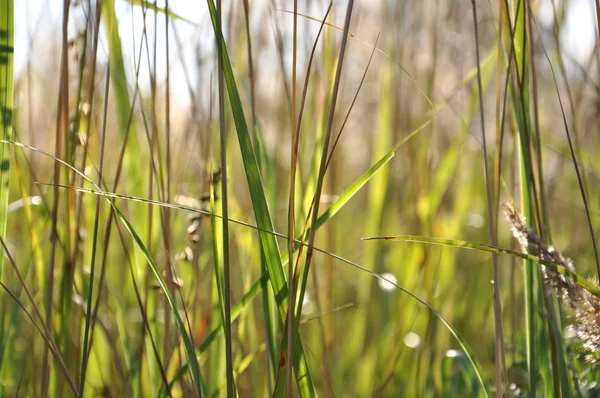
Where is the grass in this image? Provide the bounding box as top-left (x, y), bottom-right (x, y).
top-left (4, 0), bottom-right (600, 396)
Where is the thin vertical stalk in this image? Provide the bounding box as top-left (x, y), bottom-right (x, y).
top-left (74, 0), bottom-right (101, 354)
top-left (0, 0), bottom-right (13, 390)
top-left (242, 0), bottom-right (256, 133)
top-left (287, 0), bottom-right (299, 396)
top-left (42, 2), bottom-right (70, 395)
top-left (298, 0), bottom-right (355, 341)
top-left (205, 0), bottom-right (316, 393)
top-left (0, 0), bottom-right (13, 312)
top-left (78, 64), bottom-right (110, 397)
top-left (216, 0), bottom-right (234, 396)
top-left (0, 0), bottom-right (13, 277)
top-left (88, 3), bottom-right (148, 385)
top-left (528, 6), bottom-right (570, 396)
top-left (470, 1), bottom-right (506, 395)
top-left (502, 0), bottom-right (537, 392)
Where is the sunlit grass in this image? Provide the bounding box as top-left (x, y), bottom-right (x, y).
top-left (3, 0), bottom-right (600, 397)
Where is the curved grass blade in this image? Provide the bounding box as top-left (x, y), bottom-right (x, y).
top-left (312, 118), bottom-right (433, 234)
top-left (442, 351), bottom-right (481, 397)
top-left (362, 235), bottom-right (600, 298)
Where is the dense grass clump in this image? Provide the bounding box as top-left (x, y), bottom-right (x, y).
top-left (4, 0), bottom-right (600, 396)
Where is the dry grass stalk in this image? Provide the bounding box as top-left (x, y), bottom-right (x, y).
top-left (503, 202), bottom-right (600, 358)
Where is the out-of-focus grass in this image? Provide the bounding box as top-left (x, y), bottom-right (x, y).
top-left (4, 0), bottom-right (600, 396)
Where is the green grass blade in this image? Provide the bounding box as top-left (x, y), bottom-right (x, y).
top-left (101, 0), bottom-right (143, 196)
top-left (0, 0), bottom-right (13, 377)
top-left (0, 3), bottom-right (13, 386)
top-left (204, 0), bottom-right (285, 304)
top-left (363, 235), bottom-right (600, 298)
top-left (78, 65), bottom-right (111, 397)
top-left (0, 0), bottom-right (13, 278)
top-left (313, 118), bottom-right (433, 234)
top-left (506, 1), bottom-right (540, 393)
top-left (442, 352), bottom-right (481, 397)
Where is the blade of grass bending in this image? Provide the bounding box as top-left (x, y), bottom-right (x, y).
top-left (305, 118), bottom-right (433, 248)
top-left (204, 0), bottom-right (316, 395)
top-left (362, 235), bottom-right (600, 298)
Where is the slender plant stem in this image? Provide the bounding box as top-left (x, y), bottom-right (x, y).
top-left (470, 1), bottom-right (506, 395)
top-left (300, 0), bottom-right (355, 341)
top-left (79, 64), bottom-right (110, 396)
top-left (287, 0), bottom-right (299, 395)
top-left (216, 0), bottom-right (234, 396)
